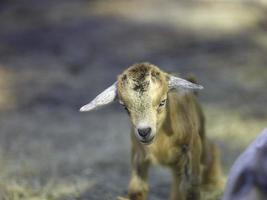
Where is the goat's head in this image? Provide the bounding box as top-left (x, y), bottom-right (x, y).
top-left (80, 63), bottom-right (203, 144)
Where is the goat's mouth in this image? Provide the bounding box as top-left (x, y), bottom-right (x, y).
top-left (139, 136), bottom-right (155, 145)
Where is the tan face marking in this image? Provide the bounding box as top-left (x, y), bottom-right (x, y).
top-left (117, 63), bottom-right (168, 144)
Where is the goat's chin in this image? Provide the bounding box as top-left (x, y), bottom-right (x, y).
top-left (139, 136), bottom-right (155, 145)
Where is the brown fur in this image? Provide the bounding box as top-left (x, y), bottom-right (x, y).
top-left (117, 63), bottom-right (222, 200)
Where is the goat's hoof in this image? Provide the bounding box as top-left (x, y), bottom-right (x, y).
top-left (128, 192), bottom-right (145, 200)
top-left (117, 196), bottom-right (129, 200)
top-left (187, 191), bottom-right (201, 200)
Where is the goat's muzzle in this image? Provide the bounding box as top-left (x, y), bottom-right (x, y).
top-left (135, 126), bottom-right (155, 145)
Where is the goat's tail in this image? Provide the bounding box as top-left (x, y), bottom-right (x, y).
top-left (186, 74), bottom-right (200, 96)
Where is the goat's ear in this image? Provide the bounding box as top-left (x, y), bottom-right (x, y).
top-left (80, 81), bottom-right (117, 112)
top-left (168, 75), bottom-right (204, 90)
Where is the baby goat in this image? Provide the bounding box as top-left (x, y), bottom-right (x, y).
top-left (80, 63), bottom-right (222, 200)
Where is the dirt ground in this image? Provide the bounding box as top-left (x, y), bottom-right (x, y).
top-left (0, 0), bottom-right (267, 199)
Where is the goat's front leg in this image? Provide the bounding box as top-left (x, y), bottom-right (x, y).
top-left (170, 167), bottom-right (186, 200)
top-left (128, 147), bottom-right (150, 200)
top-left (170, 168), bottom-right (200, 200)
top-left (170, 147), bottom-right (201, 200)
top-left (186, 168), bottom-right (201, 200)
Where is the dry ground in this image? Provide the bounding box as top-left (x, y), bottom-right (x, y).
top-left (0, 0), bottom-right (267, 199)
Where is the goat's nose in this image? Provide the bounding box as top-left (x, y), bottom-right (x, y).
top-left (138, 127), bottom-right (151, 138)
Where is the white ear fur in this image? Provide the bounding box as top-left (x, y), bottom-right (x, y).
top-left (168, 75), bottom-right (203, 90)
top-left (80, 82), bottom-right (117, 112)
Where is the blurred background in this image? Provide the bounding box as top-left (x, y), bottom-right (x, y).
top-left (0, 0), bottom-right (266, 199)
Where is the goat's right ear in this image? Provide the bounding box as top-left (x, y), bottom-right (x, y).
top-left (80, 81), bottom-right (118, 112)
top-left (168, 75), bottom-right (204, 90)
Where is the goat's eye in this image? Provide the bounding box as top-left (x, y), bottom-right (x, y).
top-left (123, 105), bottom-right (128, 111)
top-left (120, 102), bottom-right (130, 114)
top-left (159, 99), bottom-right (167, 107)
top-left (124, 106), bottom-right (130, 114)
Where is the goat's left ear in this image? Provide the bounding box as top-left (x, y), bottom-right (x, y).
top-left (168, 75), bottom-right (204, 90)
top-left (80, 81), bottom-right (117, 112)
